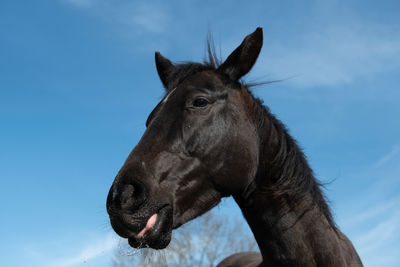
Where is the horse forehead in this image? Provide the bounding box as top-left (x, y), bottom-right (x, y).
top-left (182, 70), bottom-right (224, 88)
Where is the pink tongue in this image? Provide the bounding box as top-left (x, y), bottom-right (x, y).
top-left (135, 214), bottom-right (157, 239)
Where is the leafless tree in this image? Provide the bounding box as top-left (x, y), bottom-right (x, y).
top-left (112, 210), bottom-right (258, 267)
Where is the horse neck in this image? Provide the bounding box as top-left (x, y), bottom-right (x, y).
top-left (233, 107), bottom-right (347, 266)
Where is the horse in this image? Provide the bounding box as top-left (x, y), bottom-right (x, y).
top-left (106, 27), bottom-right (363, 266)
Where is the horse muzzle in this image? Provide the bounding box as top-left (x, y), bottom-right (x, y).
top-left (106, 176), bottom-right (174, 249)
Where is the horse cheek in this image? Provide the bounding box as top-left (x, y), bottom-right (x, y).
top-left (218, 124), bottom-right (259, 195)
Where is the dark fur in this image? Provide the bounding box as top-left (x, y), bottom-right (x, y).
top-left (107, 28), bottom-right (363, 266)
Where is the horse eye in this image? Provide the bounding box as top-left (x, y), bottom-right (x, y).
top-left (192, 98), bottom-right (209, 108)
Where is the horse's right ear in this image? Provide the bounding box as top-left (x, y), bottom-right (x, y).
top-left (155, 52), bottom-right (175, 90)
top-left (218, 27), bottom-right (263, 81)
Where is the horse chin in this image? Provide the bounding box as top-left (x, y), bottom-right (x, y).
top-left (171, 197), bottom-right (222, 230)
top-left (127, 205), bottom-right (173, 249)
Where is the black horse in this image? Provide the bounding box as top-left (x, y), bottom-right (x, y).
top-left (107, 28), bottom-right (363, 266)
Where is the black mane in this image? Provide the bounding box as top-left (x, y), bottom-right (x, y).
top-left (251, 96), bottom-right (336, 229)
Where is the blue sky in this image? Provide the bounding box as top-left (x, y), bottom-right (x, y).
top-left (1, 0), bottom-right (399, 266)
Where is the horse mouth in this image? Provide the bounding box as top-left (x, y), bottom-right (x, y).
top-left (127, 205), bottom-right (173, 249)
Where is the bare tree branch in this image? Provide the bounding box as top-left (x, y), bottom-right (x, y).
top-left (112, 210), bottom-right (258, 267)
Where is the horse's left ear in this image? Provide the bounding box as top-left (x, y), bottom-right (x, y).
top-left (218, 27), bottom-right (263, 81)
top-left (155, 51), bottom-right (176, 90)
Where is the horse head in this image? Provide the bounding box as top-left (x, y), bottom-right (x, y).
top-left (107, 28), bottom-right (263, 249)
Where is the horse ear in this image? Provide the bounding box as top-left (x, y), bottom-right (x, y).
top-left (218, 27), bottom-right (263, 81)
top-left (155, 52), bottom-right (175, 90)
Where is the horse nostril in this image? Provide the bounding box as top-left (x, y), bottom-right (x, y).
top-left (120, 184), bottom-right (135, 209)
top-left (116, 180), bottom-right (146, 212)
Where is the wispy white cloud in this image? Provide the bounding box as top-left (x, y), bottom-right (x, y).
top-left (337, 144), bottom-right (400, 267)
top-left (374, 144), bottom-right (400, 168)
top-left (354, 210), bottom-right (400, 266)
top-left (341, 197), bottom-right (399, 229)
top-left (128, 4), bottom-right (169, 34)
top-left (355, 212), bottom-right (400, 253)
top-left (23, 232), bottom-right (119, 267)
top-left (340, 195), bottom-right (400, 266)
top-left (261, 24), bottom-right (400, 87)
top-left (64, 0), bottom-right (93, 9)
top-left (47, 233), bottom-right (118, 267)
top-left (62, 0), bottom-right (169, 35)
